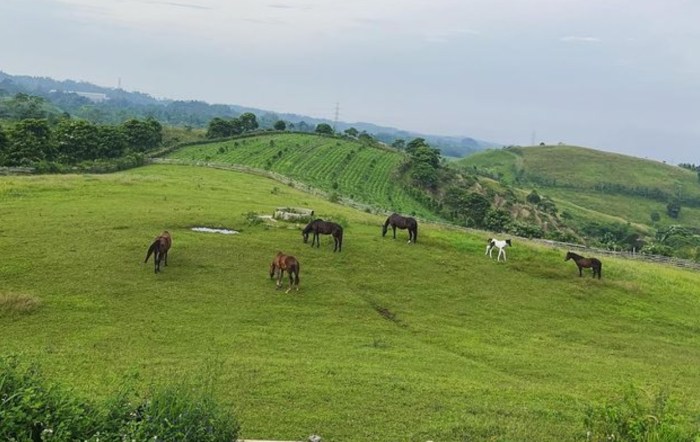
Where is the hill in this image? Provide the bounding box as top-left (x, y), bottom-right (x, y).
top-left (164, 132), bottom-right (438, 219)
top-left (456, 145), bottom-right (700, 258)
top-left (1, 164), bottom-right (699, 440)
top-left (0, 70), bottom-right (496, 156)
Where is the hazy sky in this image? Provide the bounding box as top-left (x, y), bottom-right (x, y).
top-left (1, 0), bottom-right (698, 163)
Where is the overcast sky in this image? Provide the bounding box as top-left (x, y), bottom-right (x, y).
top-left (1, 0), bottom-right (698, 163)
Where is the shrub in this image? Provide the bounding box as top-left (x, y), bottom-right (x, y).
top-left (583, 386), bottom-right (698, 442)
top-left (0, 355), bottom-right (240, 442)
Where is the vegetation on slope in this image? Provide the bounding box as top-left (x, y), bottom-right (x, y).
top-left (166, 132), bottom-right (438, 219)
top-left (457, 145), bottom-right (700, 259)
top-left (1, 165), bottom-right (699, 440)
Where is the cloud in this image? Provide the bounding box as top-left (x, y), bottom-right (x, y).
top-left (424, 28), bottom-right (480, 43)
top-left (560, 36), bottom-right (602, 43)
top-left (154, 1), bottom-right (212, 10)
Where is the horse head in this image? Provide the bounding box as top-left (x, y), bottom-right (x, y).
top-left (564, 251), bottom-right (572, 261)
top-left (302, 230), bottom-right (309, 243)
top-left (505, 239), bottom-right (512, 247)
top-left (381, 224), bottom-right (388, 237)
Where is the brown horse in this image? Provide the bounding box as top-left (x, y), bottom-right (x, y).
top-left (302, 219), bottom-right (343, 252)
top-left (269, 251), bottom-right (300, 293)
top-left (565, 251), bottom-right (602, 279)
top-left (145, 231), bottom-right (172, 273)
top-left (382, 213), bottom-right (418, 243)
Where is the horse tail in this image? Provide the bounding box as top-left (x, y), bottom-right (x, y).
top-left (145, 240), bottom-right (158, 263)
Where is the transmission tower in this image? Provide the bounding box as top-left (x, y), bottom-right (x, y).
top-left (333, 102), bottom-right (340, 131)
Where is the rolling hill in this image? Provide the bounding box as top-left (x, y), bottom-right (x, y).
top-left (456, 145), bottom-right (700, 256)
top-left (164, 132), bottom-right (438, 219)
top-left (1, 164), bottom-right (699, 440)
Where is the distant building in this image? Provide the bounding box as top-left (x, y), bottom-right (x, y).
top-left (50, 89), bottom-right (109, 103)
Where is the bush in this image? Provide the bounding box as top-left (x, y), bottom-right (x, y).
top-left (0, 355), bottom-right (240, 442)
top-left (583, 386), bottom-right (698, 442)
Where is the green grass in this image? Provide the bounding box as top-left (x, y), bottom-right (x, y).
top-left (457, 145), bottom-right (700, 236)
top-left (1, 165), bottom-right (699, 441)
top-left (164, 132), bottom-right (436, 218)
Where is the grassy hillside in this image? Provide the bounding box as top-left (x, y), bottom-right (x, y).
top-left (457, 145), bottom-right (700, 249)
top-left (165, 132), bottom-right (436, 219)
top-left (1, 165), bottom-right (699, 440)
top-left (458, 145), bottom-right (700, 200)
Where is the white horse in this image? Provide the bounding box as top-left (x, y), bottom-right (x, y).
top-left (486, 238), bottom-right (512, 262)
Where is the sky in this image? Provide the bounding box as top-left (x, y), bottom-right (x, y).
top-left (1, 0), bottom-right (699, 164)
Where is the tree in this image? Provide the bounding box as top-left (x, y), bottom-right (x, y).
top-left (406, 137), bottom-right (428, 154)
top-left (238, 112), bottom-right (258, 132)
top-left (96, 125), bottom-right (128, 158)
top-left (121, 118), bottom-right (162, 152)
top-left (344, 127), bottom-right (358, 138)
top-left (273, 120), bottom-right (286, 131)
top-left (391, 139), bottom-right (405, 150)
top-left (315, 123), bottom-right (334, 135)
top-left (666, 200), bottom-right (681, 219)
top-left (0, 126), bottom-right (7, 162)
top-left (5, 119), bottom-right (53, 166)
top-left (206, 117), bottom-right (230, 139)
top-left (526, 189), bottom-right (541, 204)
top-left (358, 131), bottom-right (374, 143)
top-left (53, 120), bottom-right (100, 163)
top-left (484, 209), bottom-right (512, 232)
top-left (463, 193), bottom-right (491, 227)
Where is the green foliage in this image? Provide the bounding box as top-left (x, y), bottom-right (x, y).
top-left (483, 208), bottom-right (512, 232)
top-left (583, 386), bottom-right (698, 442)
top-left (238, 112), bottom-right (259, 132)
top-left (666, 200), bottom-right (681, 218)
top-left (5, 118), bottom-right (54, 166)
top-left (315, 123), bottom-right (334, 135)
top-left (527, 189), bottom-right (541, 204)
top-left (273, 120), bottom-right (286, 131)
top-left (121, 117), bottom-right (163, 152)
top-left (650, 211), bottom-right (661, 223)
top-left (0, 355), bottom-right (240, 442)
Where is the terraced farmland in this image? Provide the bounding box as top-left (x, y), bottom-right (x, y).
top-left (165, 133), bottom-right (436, 218)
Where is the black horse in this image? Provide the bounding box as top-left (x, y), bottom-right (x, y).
top-left (382, 213), bottom-right (418, 243)
top-left (144, 231), bottom-right (172, 274)
top-left (302, 219), bottom-right (343, 252)
top-left (565, 251), bottom-right (602, 279)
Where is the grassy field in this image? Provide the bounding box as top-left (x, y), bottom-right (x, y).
top-left (457, 145), bottom-right (700, 233)
top-left (164, 132), bottom-right (436, 219)
top-left (1, 164), bottom-right (699, 441)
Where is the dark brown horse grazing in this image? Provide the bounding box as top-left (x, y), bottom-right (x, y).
top-left (382, 213), bottom-right (418, 243)
top-left (565, 251), bottom-right (602, 279)
top-left (145, 231), bottom-right (172, 273)
top-left (269, 251), bottom-right (300, 293)
top-left (302, 219), bottom-right (343, 252)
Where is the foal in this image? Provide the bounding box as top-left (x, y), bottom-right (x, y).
top-left (486, 238), bottom-right (512, 262)
top-left (269, 251), bottom-right (300, 293)
top-left (145, 231), bottom-right (172, 273)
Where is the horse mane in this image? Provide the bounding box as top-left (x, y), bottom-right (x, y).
top-left (566, 251), bottom-right (583, 259)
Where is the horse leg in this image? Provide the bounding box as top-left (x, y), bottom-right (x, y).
top-left (499, 248), bottom-right (506, 262)
top-left (315, 232), bottom-right (320, 248)
top-left (392, 226), bottom-right (397, 239)
top-left (277, 269), bottom-right (285, 288)
top-left (163, 250), bottom-right (168, 267)
top-left (578, 266), bottom-right (582, 277)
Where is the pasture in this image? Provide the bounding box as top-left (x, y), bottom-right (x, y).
top-left (1, 164), bottom-right (699, 441)
top-left (165, 132), bottom-right (435, 219)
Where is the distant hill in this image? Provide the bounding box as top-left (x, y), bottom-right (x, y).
top-left (0, 70), bottom-right (496, 157)
top-left (456, 145), bottom-right (700, 256)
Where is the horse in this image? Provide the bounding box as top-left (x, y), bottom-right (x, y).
top-left (382, 213), bottom-right (418, 243)
top-left (565, 251), bottom-right (602, 279)
top-left (144, 231), bottom-right (172, 273)
top-left (269, 251), bottom-right (300, 293)
top-left (486, 238), bottom-right (511, 262)
top-left (302, 219), bottom-right (343, 252)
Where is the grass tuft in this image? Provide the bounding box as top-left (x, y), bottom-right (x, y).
top-left (0, 293), bottom-right (41, 315)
